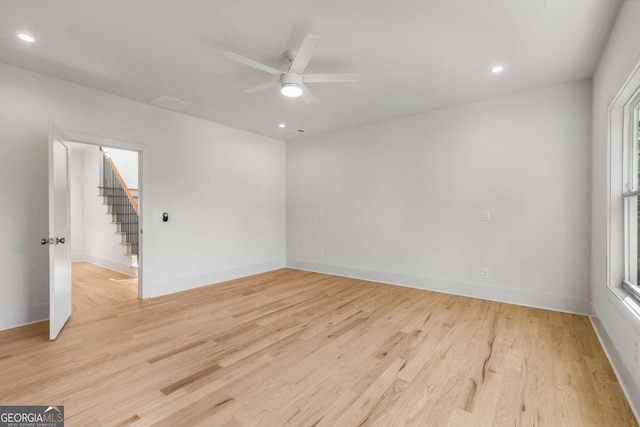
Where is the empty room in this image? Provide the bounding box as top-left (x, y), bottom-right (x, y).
top-left (1, 0), bottom-right (640, 425)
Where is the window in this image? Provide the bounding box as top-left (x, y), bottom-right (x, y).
top-left (622, 96), bottom-right (640, 301)
top-left (607, 60), bottom-right (640, 314)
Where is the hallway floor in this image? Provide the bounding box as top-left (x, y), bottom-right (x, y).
top-left (72, 262), bottom-right (137, 312)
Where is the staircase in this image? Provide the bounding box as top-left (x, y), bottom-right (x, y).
top-left (98, 146), bottom-right (139, 270)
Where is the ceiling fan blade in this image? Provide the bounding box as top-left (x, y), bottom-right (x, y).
top-left (302, 84), bottom-right (317, 104)
top-left (289, 35), bottom-right (320, 74)
top-left (224, 52), bottom-right (284, 76)
top-left (303, 73), bottom-right (361, 83)
top-left (244, 80), bottom-right (279, 94)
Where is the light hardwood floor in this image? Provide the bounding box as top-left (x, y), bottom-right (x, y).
top-left (0, 265), bottom-right (636, 426)
top-left (72, 262), bottom-right (138, 312)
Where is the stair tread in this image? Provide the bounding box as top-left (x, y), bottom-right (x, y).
top-left (100, 180), bottom-right (140, 258)
top-left (98, 186), bottom-right (139, 190)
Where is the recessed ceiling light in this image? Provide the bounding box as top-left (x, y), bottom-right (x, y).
top-left (17, 33), bottom-right (35, 43)
top-left (492, 65), bottom-right (504, 73)
top-left (278, 123), bottom-right (286, 128)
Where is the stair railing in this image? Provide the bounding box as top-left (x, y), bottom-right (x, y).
top-left (99, 146), bottom-right (139, 214)
top-left (99, 146), bottom-right (139, 256)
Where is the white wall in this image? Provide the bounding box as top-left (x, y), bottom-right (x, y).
top-left (591, 0), bottom-right (640, 417)
top-left (0, 62), bottom-right (286, 331)
top-left (287, 80), bottom-right (592, 314)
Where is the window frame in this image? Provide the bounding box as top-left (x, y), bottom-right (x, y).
top-left (623, 95), bottom-right (640, 300)
top-left (607, 58), bottom-right (640, 318)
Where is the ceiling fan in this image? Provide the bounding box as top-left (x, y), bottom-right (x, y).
top-left (224, 34), bottom-right (360, 103)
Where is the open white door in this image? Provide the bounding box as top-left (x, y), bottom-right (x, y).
top-left (47, 123), bottom-right (72, 340)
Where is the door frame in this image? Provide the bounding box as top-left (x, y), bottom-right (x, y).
top-left (64, 130), bottom-right (149, 299)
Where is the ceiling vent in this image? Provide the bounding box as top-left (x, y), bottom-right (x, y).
top-left (148, 95), bottom-right (191, 111)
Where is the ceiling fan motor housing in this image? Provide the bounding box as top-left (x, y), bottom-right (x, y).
top-left (281, 72), bottom-right (303, 87)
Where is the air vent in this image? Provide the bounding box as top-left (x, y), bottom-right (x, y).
top-left (148, 95), bottom-right (191, 112)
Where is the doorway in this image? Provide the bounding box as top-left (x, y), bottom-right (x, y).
top-left (67, 141), bottom-right (143, 309)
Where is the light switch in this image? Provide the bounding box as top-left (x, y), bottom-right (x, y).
top-left (482, 210), bottom-right (491, 221)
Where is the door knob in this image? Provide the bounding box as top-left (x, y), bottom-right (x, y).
top-left (55, 237), bottom-right (65, 245)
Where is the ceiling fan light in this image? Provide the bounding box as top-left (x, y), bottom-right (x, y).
top-left (281, 83), bottom-right (303, 98)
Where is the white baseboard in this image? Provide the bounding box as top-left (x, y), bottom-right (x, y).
top-left (144, 260), bottom-right (286, 298)
top-left (77, 254), bottom-right (136, 277)
top-left (0, 302), bottom-right (48, 332)
top-left (286, 259), bottom-right (590, 315)
top-left (590, 313), bottom-right (640, 423)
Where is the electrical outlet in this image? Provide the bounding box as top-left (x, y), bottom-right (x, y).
top-left (481, 268), bottom-right (490, 279)
top-left (482, 210), bottom-right (491, 221)
top-left (319, 250), bottom-right (324, 259)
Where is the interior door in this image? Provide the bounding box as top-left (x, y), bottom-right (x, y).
top-left (48, 123), bottom-right (72, 340)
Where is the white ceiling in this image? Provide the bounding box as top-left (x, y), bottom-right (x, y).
top-left (0, 0), bottom-right (621, 140)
